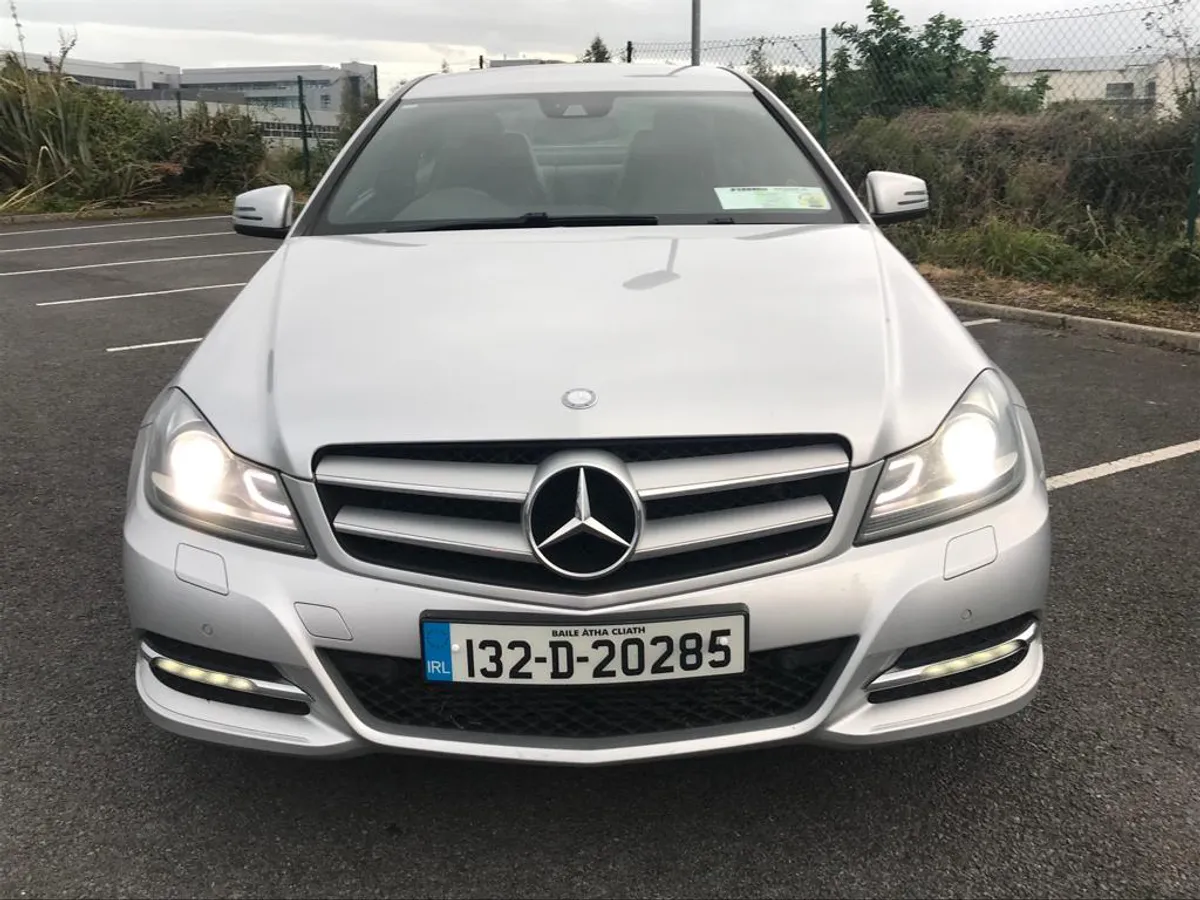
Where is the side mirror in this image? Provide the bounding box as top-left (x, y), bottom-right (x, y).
top-left (232, 185), bottom-right (295, 239)
top-left (864, 171), bottom-right (929, 225)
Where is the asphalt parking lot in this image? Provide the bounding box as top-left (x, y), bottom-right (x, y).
top-left (1, 214), bottom-right (1197, 900)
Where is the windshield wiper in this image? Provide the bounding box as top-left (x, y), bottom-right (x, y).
top-left (383, 213), bottom-right (659, 232)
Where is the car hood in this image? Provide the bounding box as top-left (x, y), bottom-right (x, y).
top-left (178, 224), bottom-right (990, 478)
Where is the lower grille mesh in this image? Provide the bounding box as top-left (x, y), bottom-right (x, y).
top-left (326, 637), bottom-right (854, 740)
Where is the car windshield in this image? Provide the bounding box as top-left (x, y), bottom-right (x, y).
top-left (314, 90), bottom-right (851, 233)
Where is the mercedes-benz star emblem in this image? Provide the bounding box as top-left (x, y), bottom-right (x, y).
top-left (524, 464), bottom-right (642, 580)
top-left (562, 388), bottom-right (597, 410)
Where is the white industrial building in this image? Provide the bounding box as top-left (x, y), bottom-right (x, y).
top-left (998, 53), bottom-right (1197, 118)
top-left (10, 54), bottom-right (373, 146)
top-left (180, 62), bottom-right (377, 113)
top-left (7, 52), bottom-right (180, 89)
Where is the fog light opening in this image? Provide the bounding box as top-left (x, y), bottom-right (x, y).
top-left (865, 620), bottom-right (1038, 699)
top-left (152, 656), bottom-right (259, 694)
top-left (917, 639), bottom-right (1021, 682)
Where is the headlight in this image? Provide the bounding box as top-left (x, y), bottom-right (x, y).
top-left (142, 389), bottom-right (312, 555)
top-left (858, 370), bottom-right (1026, 543)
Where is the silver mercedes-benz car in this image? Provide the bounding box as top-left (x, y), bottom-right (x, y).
top-left (123, 63), bottom-right (1050, 764)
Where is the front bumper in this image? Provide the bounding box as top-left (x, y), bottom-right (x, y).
top-left (123, 414), bottom-right (1051, 766)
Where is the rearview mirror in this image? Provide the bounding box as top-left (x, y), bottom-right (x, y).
top-left (864, 172), bottom-right (929, 225)
top-left (232, 185), bottom-right (295, 239)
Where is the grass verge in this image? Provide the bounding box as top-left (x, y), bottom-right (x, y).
top-left (0, 194), bottom-right (235, 224)
top-left (921, 264), bottom-right (1200, 334)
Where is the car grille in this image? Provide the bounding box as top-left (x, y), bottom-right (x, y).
top-left (325, 637), bottom-right (855, 740)
top-left (312, 436), bottom-right (850, 593)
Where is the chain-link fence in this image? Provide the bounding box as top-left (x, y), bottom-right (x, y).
top-left (631, 1), bottom-right (1200, 136)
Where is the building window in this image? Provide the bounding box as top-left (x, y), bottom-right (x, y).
top-left (69, 74), bottom-right (137, 89)
top-left (1105, 82), bottom-right (1135, 99)
top-left (1146, 80), bottom-right (1157, 99)
top-left (320, 94), bottom-right (331, 109)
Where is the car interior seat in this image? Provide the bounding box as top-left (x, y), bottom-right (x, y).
top-left (430, 117), bottom-right (549, 210)
top-left (614, 109), bottom-right (719, 214)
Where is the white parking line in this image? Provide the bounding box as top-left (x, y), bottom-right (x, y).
top-left (0, 249), bottom-right (271, 277)
top-left (106, 337), bottom-right (203, 353)
top-left (963, 318), bottom-right (1002, 327)
top-left (0, 215), bottom-right (226, 237)
top-left (1047, 439), bottom-right (1200, 491)
top-left (38, 283), bottom-right (248, 307)
top-left (0, 231), bottom-right (227, 254)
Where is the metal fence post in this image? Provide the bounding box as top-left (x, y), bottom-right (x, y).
top-left (626, 41), bottom-right (634, 64)
top-left (297, 75), bottom-right (311, 186)
top-left (1188, 124), bottom-right (1200, 245)
top-left (819, 28), bottom-right (829, 147)
top-left (691, 0), bottom-right (701, 65)
top-left (175, 88), bottom-right (183, 119)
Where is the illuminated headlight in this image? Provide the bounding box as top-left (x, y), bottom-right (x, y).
top-left (142, 388), bottom-right (312, 554)
top-left (858, 370), bottom-right (1026, 542)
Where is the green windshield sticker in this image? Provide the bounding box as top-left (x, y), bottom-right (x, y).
top-left (714, 186), bottom-right (831, 211)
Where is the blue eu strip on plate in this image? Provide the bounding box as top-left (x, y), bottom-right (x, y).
top-left (422, 621), bottom-right (454, 682)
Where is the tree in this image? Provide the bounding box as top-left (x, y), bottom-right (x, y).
top-left (744, 38), bottom-right (822, 125)
top-left (337, 75), bottom-right (376, 143)
top-left (440, 58), bottom-right (451, 74)
top-left (581, 35), bottom-right (613, 63)
top-left (823, 0), bottom-right (1047, 131)
top-left (746, 37), bottom-right (773, 82)
top-left (1141, 0), bottom-right (1199, 112)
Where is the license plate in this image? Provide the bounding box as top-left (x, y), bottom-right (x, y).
top-left (420, 611), bottom-right (747, 685)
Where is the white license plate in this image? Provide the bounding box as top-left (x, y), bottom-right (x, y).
top-left (420, 612), bottom-right (747, 685)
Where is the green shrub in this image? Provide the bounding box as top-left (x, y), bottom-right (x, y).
top-left (1139, 243), bottom-right (1200, 305)
top-left (1, 42), bottom-right (267, 208)
top-left (938, 220), bottom-right (1081, 281)
top-left (830, 105), bottom-right (1196, 237)
top-left (823, 103), bottom-right (1200, 303)
top-left (166, 103), bottom-right (266, 194)
top-left (0, 54), bottom-right (168, 203)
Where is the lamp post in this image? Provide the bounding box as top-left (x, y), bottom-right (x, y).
top-left (691, 0), bottom-right (701, 66)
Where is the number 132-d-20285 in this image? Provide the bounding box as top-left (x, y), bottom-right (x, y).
top-left (421, 613), bottom-right (749, 685)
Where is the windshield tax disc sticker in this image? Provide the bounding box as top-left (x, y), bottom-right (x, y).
top-left (714, 186), bottom-right (831, 211)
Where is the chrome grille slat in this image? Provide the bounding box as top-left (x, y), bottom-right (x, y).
top-left (333, 507), bottom-right (532, 560)
top-left (314, 437), bottom-right (850, 593)
top-left (316, 457), bottom-right (532, 501)
top-left (630, 446), bottom-right (849, 499)
top-left (636, 496), bottom-right (834, 560)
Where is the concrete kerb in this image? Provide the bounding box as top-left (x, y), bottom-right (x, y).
top-left (0, 203), bottom-right (232, 227)
top-left (0, 195), bottom-right (311, 228)
top-left (946, 297), bottom-right (1200, 354)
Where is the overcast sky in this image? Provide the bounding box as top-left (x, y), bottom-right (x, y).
top-left (5, 0), bottom-right (1117, 89)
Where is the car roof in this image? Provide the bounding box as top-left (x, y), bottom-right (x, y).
top-left (403, 64), bottom-right (752, 100)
